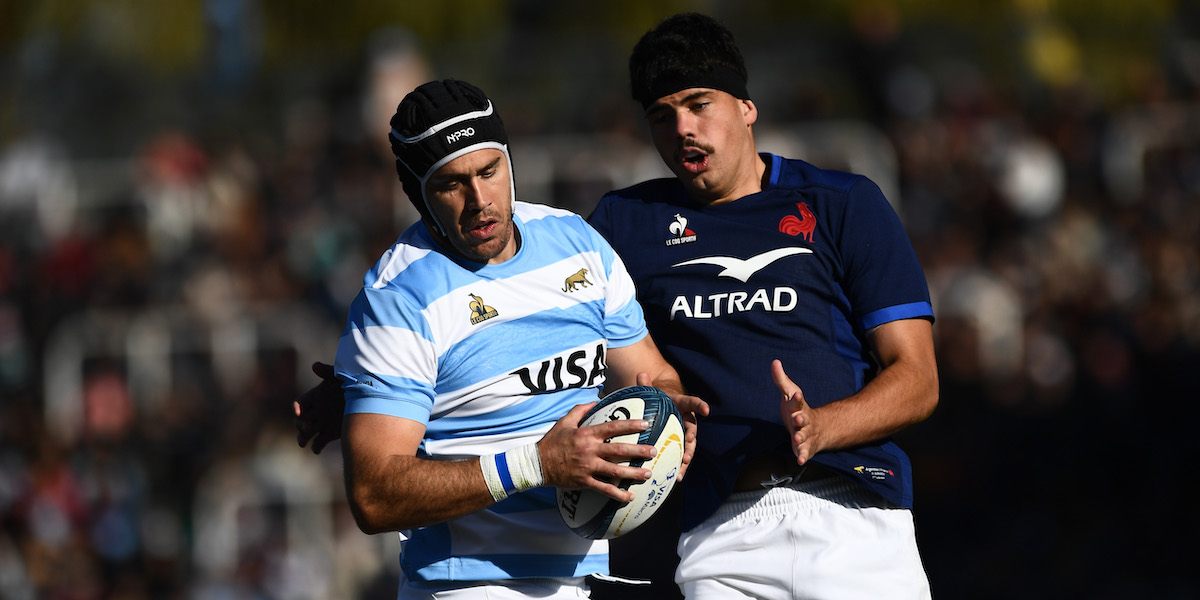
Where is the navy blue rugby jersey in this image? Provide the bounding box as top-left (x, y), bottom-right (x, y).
top-left (589, 153), bottom-right (934, 531)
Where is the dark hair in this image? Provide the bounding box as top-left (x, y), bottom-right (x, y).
top-left (629, 13), bottom-right (750, 107)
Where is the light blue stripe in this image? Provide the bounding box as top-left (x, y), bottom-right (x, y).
top-left (342, 372), bottom-right (434, 422)
top-left (402, 523), bottom-right (452, 574)
top-left (425, 387), bottom-right (600, 442)
top-left (344, 394), bottom-right (431, 425)
top-left (605, 295), bottom-right (647, 347)
top-left (409, 553), bottom-right (609, 582)
top-left (343, 287), bottom-right (433, 342)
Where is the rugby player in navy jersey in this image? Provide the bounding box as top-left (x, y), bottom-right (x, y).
top-left (587, 12), bottom-right (939, 600)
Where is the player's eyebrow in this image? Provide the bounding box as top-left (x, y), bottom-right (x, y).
top-left (645, 90), bottom-right (717, 119)
top-left (430, 155), bottom-right (504, 185)
top-left (477, 155), bottom-right (503, 173)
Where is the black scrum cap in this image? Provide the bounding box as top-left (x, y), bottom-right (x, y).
top-left (388, 79), bottom-right (512, 237)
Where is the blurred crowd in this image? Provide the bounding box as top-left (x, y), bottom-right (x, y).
top-left (2, 3), bottom-right (1200, 599)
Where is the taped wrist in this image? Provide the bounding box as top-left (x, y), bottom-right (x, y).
top-left (480, 444), bottom-right (544, 502)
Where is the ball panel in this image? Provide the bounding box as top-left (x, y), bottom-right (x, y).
top-left (605, 413), bottom-right (684, 538)
top-left (557, 486), bottom-right (616, 530)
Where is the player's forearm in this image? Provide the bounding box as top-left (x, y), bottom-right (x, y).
top-left (814, 357), bottom-right (938, 451)
top-left (604, 334), bottom-right (687, 394)
top-left (345, 454), bottom-right (495, 533)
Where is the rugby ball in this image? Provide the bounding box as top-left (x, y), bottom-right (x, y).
top-left (557, 385), bottom-right (685, 539)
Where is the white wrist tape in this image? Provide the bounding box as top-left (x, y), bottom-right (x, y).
top-left (480, 443), bottom-right (544, 502)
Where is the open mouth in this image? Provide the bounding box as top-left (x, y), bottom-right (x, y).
top-left (680, 144), bottom-right (711, 174)
top-left (466, 218), bottom-right (498, 240)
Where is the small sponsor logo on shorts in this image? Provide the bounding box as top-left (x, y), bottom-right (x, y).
top-left (854, 465), bottom-right (895, 481)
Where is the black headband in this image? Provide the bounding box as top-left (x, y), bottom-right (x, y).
top-left (639, 64), bottom-right (750, 108)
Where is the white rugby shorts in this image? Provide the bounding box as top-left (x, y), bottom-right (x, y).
top-left (395, 576), bottom-right (590, 599)
top-left (676, 477), bottom-right (932, 600)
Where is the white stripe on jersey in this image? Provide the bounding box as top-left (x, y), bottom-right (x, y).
top-left (371, 242), bottom-right (433, 290)
top-left (515, 201), bottom-right (575, 222)
top-left (426, 339), bottom-right (605, 421)
top-left (335, 325), bottom-right (437, 383)
top-left (424, 423), bottom-right (554, 459)
top-left (604, 249), bottom-right (637, 316)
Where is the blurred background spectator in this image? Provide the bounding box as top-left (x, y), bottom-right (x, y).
top-left (1, 1), bottom-right (1197, 598)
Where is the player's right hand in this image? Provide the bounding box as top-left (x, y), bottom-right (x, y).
top-left (635, 371), bottom-right (707, 481)
top-left (772, 359), bottom-right (819, 465)
top-left (537, 402), bottom-right (656, 502)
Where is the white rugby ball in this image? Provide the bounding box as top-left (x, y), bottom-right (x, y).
top-left (557, 385), bottom-right (685, 539)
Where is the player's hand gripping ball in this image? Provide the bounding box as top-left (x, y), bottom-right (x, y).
top-left (557, 385), bottom-right (685, 539)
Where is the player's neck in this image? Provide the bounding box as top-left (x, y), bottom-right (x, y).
top-left (690, 150), bottom-right (766, 206)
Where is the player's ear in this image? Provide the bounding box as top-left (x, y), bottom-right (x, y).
top-left (741, 99), bottom-right (758, 126)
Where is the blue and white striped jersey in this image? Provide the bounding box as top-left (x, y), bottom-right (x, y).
top-left (335, 201), bottom-right (647, 582)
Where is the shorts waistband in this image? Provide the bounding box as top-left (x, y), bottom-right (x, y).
top-left (732, 459), bottom-right (837, 492)
top-left (705, 476), bottom-right (880, 528)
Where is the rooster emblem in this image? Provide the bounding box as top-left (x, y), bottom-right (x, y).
top-left (779, 202), bottom-right (816, 242)
top-left (669, 214), bottom-right (695, 238)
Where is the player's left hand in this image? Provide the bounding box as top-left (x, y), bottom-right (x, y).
top-left (771, 359), bottom-right (819, 465)
top-left (294, 361), bottom-right (346, 454)
top-left (637, 372), bottom-right (708, 480)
